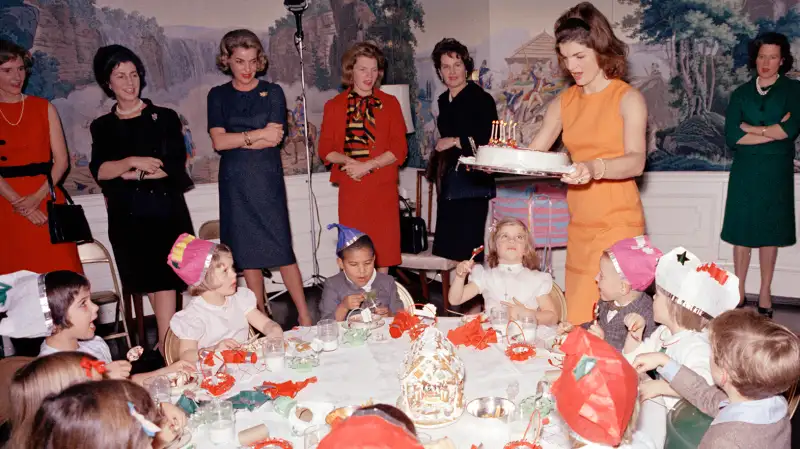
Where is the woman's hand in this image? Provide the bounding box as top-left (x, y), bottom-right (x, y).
top-left (105, 360), bottom-right (132, 379)
top-left (127, 156), bottom-right (163, 174)
top-left (258, 123), bottom-right (284, 147)
top-left (23, 209), bottom-right (48, 225)
top-left (12, 191), bottom-right (46, 217)
top-left (342, 160), bottom-right (373, 180)
top-left (560, 161), bottom-right (594, 185)
top-left (435, 137), bottom-right (459, 152)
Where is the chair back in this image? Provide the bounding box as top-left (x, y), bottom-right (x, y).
top-left (199, 220), bottom-right (221, 241)
top-left (550, 282), bottom-right (567, 322)
top-left (0, 356), bottom-right (34, 423)
top-left (78, 241), bottom-right (122, 297)
top-left (164, 328), bottom-right (181, 366)
top-left (395, 282), bottom-right (415, 313)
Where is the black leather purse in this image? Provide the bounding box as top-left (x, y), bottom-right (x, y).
top-left (399, 197), bottom-right (428, 254)
top-left (46, 173), bottom-right (93, 244)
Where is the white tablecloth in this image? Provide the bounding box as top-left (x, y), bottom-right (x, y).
top-left (189, 318), bottom-right (567, 449)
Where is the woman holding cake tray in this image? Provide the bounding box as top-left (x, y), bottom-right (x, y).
top-left (527, 2), bottom-right (647, 323)
top-left (427, 38), bottom-right (498, 263)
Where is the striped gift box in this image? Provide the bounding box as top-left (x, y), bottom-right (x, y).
top-left (491, 184), bottom-right (569, 249)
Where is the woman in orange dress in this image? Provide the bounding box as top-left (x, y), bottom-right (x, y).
top-left (528, 3), bottom-right (647, 323)
top-left (0, 40), bottom-right (82, 276)
top-left (319, 42), bottom-right (408, 270)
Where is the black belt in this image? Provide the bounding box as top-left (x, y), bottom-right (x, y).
top-left (0, 162), bottom-right (52, 178)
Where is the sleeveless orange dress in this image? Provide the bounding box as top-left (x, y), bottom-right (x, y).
top-left (0, 96), bottom-right (82, 275)
top-left (560, 80), bottom-right (645, 323)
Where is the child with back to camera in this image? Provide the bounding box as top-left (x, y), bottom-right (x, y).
top-left (449, 217), bottom-right (560, 325)
top-left (168, 233), bottom-right (283, 362)
top-left (633, 309), bottom-right (800, 449)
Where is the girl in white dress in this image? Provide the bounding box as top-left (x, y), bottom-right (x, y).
top-left (449, 217), bottom-right (560, 325)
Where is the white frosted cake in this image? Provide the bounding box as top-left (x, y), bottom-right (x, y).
top-left (475, 145), bottom-right (571, 172)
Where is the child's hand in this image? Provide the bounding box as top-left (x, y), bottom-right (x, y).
top-left (587, 322), bottom-right (605, 340)
top-left (105, 360), bottom-right (132, 379)
top-left (214, 339), bottom-right (241, 351)
top-left (455, 260), bottom-right (475, 278)
top-left (638, 379), bottom-right (670, 402)
top-left (165, 360), bottom-right (196, 375)
top-left (624, 313), bottom-right (645, 339)
top-left (557, 321), bottom-right (574, 335)
top-left (632, 352), bottom-right (670, 374)
top-left (501, 298), bottom-right (534, 321)
top-left (264, 323), bottom-right (283, 339)
top-left (156, 402), bottom-right (187, 446)
top-left (375, 306), bottom-right (390, 316)
top-left (343, 293), bottom-right (365, 310)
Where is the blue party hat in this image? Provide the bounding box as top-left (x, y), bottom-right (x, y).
top-left (327, 223), bottom-right (366, 254)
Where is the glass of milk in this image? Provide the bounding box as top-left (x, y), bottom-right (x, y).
top-left (208, 400), bottom-right (235, 445)
top-left (317, 319), bottom-right (339, 351)
top-left (262, 336), bottom-right (285, 372)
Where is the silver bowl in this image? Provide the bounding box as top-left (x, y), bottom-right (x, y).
top-left (466, 397), bottom-right (516, 422)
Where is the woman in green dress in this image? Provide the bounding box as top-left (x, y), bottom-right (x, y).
top-left (722, 32), bottom-right (799, 318)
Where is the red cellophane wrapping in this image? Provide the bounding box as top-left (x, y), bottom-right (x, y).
top-left (389, 310), bottom-right (421, 339)
top-left (260, 377), bottom-right (318, 399)
top-left (447, 317), bottom-right (497, 350)
top-left (551, 327), bottom-right (638, 447)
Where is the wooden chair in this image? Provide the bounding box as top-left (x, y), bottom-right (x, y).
top-left (198, 220), bottom-right (221, 240)
top-left (398, 170), bottom-right (457, 312)
top-left (164, 327), bottom-right (259, 365)
top-left (550, 282), bottom-right (568, 322)
top-left (0, 356), bottom-right (33, 423)
top-left (396, 281), bottom-right (414, 313)
top-left (78, 241), bottom-right (132, 349)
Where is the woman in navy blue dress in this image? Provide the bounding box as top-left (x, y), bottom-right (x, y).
top-left (207, 29), bottom-right (311, 325)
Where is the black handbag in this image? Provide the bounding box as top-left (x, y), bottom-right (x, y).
top-left (399, 197), bottom-right (428, 254)
top-left (46, 173), bottom-right (93, 244)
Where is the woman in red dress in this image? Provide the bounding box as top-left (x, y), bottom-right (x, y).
top-left (319, 42), bottom-right (408, 270)
top-left (0, 40), bottom-right (82, 276)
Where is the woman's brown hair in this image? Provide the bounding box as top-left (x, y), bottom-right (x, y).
top-left (486, 217), bottom-right (539, 270)
top-left (29, 379), bottom-right (159, 449)
top-left (8, 352), bottom-right (101, 449)
top-left (216, 29), bottom-right (268, 75)
top-left (554, 2), bottom-right (628, 79)
top-left (0, 39), bottom-right (32, 73)
top-left (341, 42), bottom-right (386, 88)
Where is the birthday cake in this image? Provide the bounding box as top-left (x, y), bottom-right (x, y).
top-left (471, 120), bottom-right (571, 173)
top-left (397, 327), bottom-right (465, 428)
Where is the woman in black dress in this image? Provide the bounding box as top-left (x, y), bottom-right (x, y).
top-left (207, 29), bottom-right (311, 325)
top-left (89, 45), bottom-right (194, 351)
top-left (428, 38), bottom-right (498, 262)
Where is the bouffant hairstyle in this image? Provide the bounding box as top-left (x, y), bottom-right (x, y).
top-left (554, 2), bottom-right (628, 80)
top-left (431, 38), bottom-right (475, 83)
top-left (216, 29), bottom-right (268, 75)
top-left (92, 45), bottom-right (147, 99)
top-left (341, 42), bottom-right (386, 88)
top-left (710, 309), bottom-right (800, 399)
top-left (44, 270), bottom-right (91, 329)
top-left (486, 217), bottom-right (539, 270)
top-left (0, 39), bottom-right (32, 74)
top-left (748, 31), bottom-right (794, 75)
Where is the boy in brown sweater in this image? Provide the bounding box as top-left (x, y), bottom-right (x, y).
top-left (632, 309), bottom-right (800, 449)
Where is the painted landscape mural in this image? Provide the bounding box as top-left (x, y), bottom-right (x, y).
top-left (1, 0), bottom-right (798, 195)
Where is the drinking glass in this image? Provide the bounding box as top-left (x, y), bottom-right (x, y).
top-left (262, 336), bottom-right (285, 372)
top-left (143, 375), bottom-right (170, 404)
top-left (317, 319), bottom-right (339, 351)
top-left (518, 315), bottom-right (537, 341)
top-left (303, 424), bottom-right (331, 449)
top-left (490, 307), bottom-right (509, 334)
top-left (208, 401), bottom-right (236, 445)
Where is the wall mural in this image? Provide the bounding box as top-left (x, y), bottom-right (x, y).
top-left (1, 0), bottom-right (798, 196)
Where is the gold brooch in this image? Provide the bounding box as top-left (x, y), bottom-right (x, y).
top-left (151, 113), bottom-right (158, 121)
top-left (260, 91), bottom-right (268, 97)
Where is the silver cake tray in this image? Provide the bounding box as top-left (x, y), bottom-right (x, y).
top-left (457, 157), bottom-right (574, 178)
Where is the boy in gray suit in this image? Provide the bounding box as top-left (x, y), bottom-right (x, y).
top-left (320, 224), bottom-right (403, 321)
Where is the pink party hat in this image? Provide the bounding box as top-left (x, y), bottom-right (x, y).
top-left (167, 233), bottom-right (216, 287)
top-left (606, 235), bottom-right (663, 291)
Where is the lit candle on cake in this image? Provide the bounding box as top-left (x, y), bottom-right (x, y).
top-left (501, 120), bottom-right (506, 144)
top-left (491, 120), bottom-right (498, 145)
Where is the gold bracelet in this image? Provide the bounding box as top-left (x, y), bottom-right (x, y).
top-left (243, 131), bottom-right (252, 147)
top-left (593, 158), bottom-right (606, 180)
top-left (761, 127), bottom-right (766, 137)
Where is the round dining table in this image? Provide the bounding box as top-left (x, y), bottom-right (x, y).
top-left (186, 317), bottom-right (570, 449)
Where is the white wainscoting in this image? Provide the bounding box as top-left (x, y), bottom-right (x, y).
top-left (76, 169), bottom-right (799, 322)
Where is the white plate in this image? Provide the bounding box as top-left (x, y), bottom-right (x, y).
top-left (457, 157), bottom-right (575, 177)
top-left (342, 318), bottom-right (386, 330)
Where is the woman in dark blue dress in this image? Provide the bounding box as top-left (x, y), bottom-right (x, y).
top-left (207, 29), bottom-right (311, 325)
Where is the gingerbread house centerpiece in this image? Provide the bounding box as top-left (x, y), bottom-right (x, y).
top-left (397, 326), bottom-right (465, 428)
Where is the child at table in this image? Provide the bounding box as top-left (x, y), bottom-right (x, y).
top-left (320, 224), bottom-right (404, 322)
top-left (8, 352), bottom-right (187, 449)
top-left (575, 236), bottom-right (661, 351)
top-left (551, 326), bottom-right (667, 449)
top-left (633, 309), bottom-right (800, 449)
top-left (450, 217), bottom-right (559, 325)
top-left (168, 234), bottom-right (283, 362)
top-left (623, 247), bottom-right (739, 409)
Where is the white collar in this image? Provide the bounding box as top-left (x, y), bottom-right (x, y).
top-left (713, 395), bottom-right (787, 425)
top-left (497, 263), bottom-right (524, 274)
top-left (659, 327), bottom-right (701, 347)
top-left (195, 295), bottom-right (230, 311)
top-left (345, 270), bottom-right (377, 292)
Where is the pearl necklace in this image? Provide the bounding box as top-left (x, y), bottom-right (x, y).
top-left (756, 75), bottom-right (778, 96)
top-left (115, 99), bottom-right (144, 116)
top-left (0, 94), bottom-right (25, 126)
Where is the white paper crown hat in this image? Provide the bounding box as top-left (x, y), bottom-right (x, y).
top-left (0, 270), bottom-right (53, 339)
top-left (655, 247), bottom-right (739, 319)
